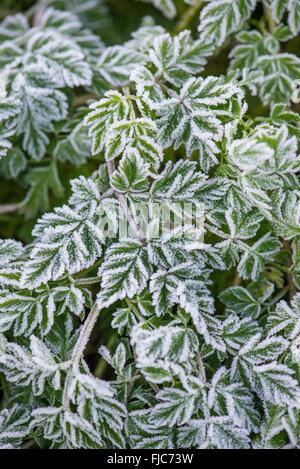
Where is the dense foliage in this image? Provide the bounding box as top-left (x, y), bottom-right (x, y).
top-left (1, 0), bottom-right (300, 450)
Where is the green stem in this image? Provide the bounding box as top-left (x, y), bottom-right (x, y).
top-left (196, 352), bottom-right (206, 384)
top-left (264, 5), bottom-right (276, 34)
top-left (0, 203), bottom-right (21, 215)
top-left (0, 374), bottom-right (9, 404)
top-left (175, 0), bottom-right (204, 34)
top-left (62, 301), bottom-right (101, 409)
top-left (267, 286), bottom-right (289, 307)
top-left (75, 257), bottom-right (103, 279)
top-left (75, 276), bottom-right (102, 287)
top-left (283, 240), bottom-right (297, 300)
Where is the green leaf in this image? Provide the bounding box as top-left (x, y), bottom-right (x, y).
top-left (152, 386), bottom-right (201, 427)
top-left (198, 0), bottom-right (257, 47)
top-left (111, 151), bottom-right (150, 193)
top-left (22, 163), bottom-right (64, 219)
top-left (0, 336), bottom-right (68, 396)
top-left (84, 91), bottom-right (129, 155)
top-left (22, 203), bottom-right (104, 288)
top-left (155, 76), bottom-right (245, 171)
top-left (238, 234), bottom-right (281, 281)
top-left (97, 240), bottom-right (151, 308)
top-left (0, 405), bottom-right (30, 449)
top-left (220, 287), bottom-right (261, 318)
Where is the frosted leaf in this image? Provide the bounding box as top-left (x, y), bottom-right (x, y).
top-left (256, 53), bottom-right (300, 105)
top-left (230, 30), bottom-right (280, 73)
top-left (0, 147), bottom-right (27, 178)
top-left (150, 265), bottom-right (184, 317)
top-left (39, 0), bottom-right (110, 30)
top-left (208, 367), bottom-right (261, 432)
top-left (230, 31), bottom-right (300, 105)
top-left (96, 46), bottom-right (145, 89)
top-left (127, 408), bottom-right (175, 449)
top-left (220, 286), bottom-right (261, 318)
top-left (228, 137), bottom-right (274, 173)
top-left (131, 324), bottom-right (198, 383)
top-left (68, 372), bottom-right (127, 448)
top-left (270, 191), bottom-right (300, 240)
top-left (231, 334), bottom-right (300, 406)
top-left (222, 315), bottom-right (261, 354)
top-left (245, 125), bottom-right (300, 178)
top-left (26, 30), bottom-right (92, 88)
top-left (54, 122), bottom-right (92, 168)
top-left (257, 404), bottom-right (286, 449)
top-left (0, 405), bottom-right (30, 449)
top-left (292, 238), bottom-right (300, 290)
top-left (131, 65), bottom-right (165, 107)
top-left (238, 233), bottom-right (281, 281)
top-left (0, 43), bottom-right (23, 72)
top-left (68, 169), bottom-right (110, 208)
top-left (151, 386), bottom-right (202, 427)
top-left (178, 416), bottom-right (250, 449)
top-left (0, 289), bottom-right (55, 336)
top-left (281, 408), bottom-right (300, 448)
top-left (0, 95), bottom-right (20, 157)
top-left (266, 0), bottom-right (300, 35)
top-left (173, 278), bottom-right (223, 349)
top-left (84, 91), bottom-right (129, 155)
top-left (97, 240), bottom-right (151, 309)
top-left (267, 294), bottom-right (300, 340)
top-left (0, 239), bottom-right (25, 288)
top-left (111, 307), bottom-right (138, 334)
top-left (37, 7), bottom-right (82, 35)
top-left (22, 203), bottom-right (104, 288)
top-left (0, 7), bottom-right (100, 160)
top-left (225, 208), bottom-right (263, 240)
top-left (151, 160), bottom-right (207, 202)
top-left (129, 25), bottom-right (167, 56)
top-left (52, 285), bottom-right (91, 319)
top-left (235, 333), bottom-right (288, 365)
top-left (198, 0), bottom-right (257, 47)
top-left (105, 118), bottom-right (163, 168)
top-left (148, 32), bottom-right (212, 87)
top-left (154, 76), bottom-right (245, 171)
top-left (0, 14), bottom-right (29, 42)
top-left (30, 407), bottom-right (103, 449)
top-left (112, 342), bottom-right (127, 375)
top-left (12, 74), bottom-right (68, 160)
top-left (0, 336), bottom-right (69, 396)
top-left (253, 363), bottom-right (300, 407)
top-left (111, 151), bottom-right (150, 193)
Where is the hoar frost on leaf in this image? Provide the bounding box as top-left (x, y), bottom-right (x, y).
top-left (1, 0), bottom-right (300, 452)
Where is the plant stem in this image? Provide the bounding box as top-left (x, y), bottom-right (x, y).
top-left (74, 93), bottom-right (99, 107)
top-left (75, 276), bottom-right (102, 286)
top-left (62, 301), bottom-right (101, 408)
top-left (175, 0), bottom-right (204, 34)
top-left (0, 203), bottom-right (21, 215)
top-left (75, 257), bottom-right (103, 279)
top-left (264, 5), bottom-right (276, 33)
top-left (33, 2), bottom-right (48, 27)
top-left (0, 374), bottom-right (8, 403)
top-left (283, 240), bottom-right (297, 300)
top-left (267, 285), bottom-right (289, 307)
top-left (63, 157), bottom-right (147, 406)
top-left (196, 352), bottom-right (206, 384)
